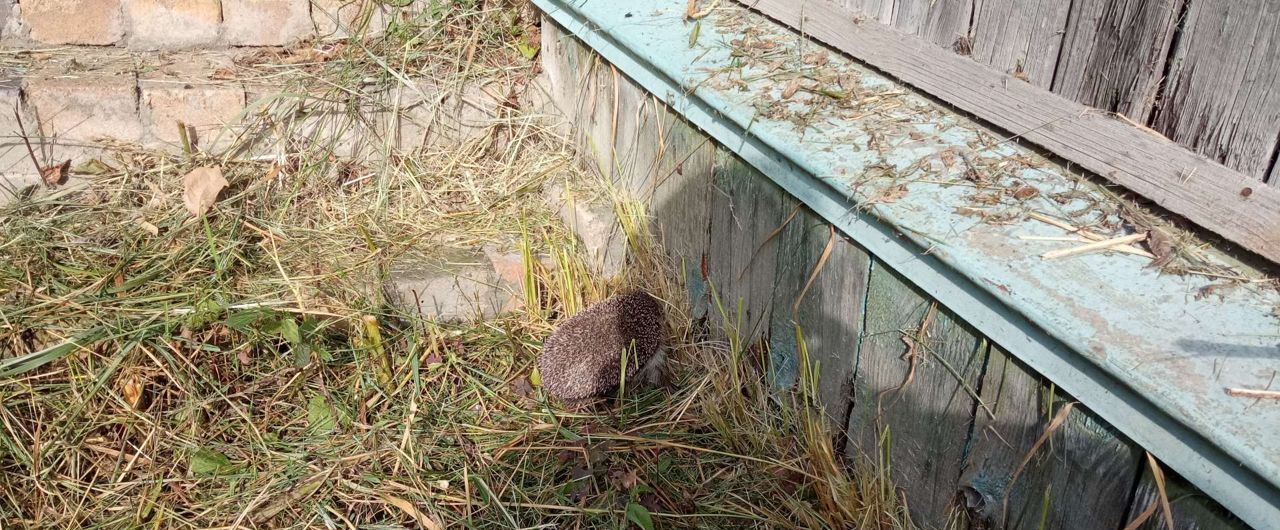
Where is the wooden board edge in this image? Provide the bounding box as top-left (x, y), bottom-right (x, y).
top-left (740, 0), bottom-right (1280, 265)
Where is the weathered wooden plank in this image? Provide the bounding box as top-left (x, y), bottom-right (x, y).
top-left (1150, 0), bottom-right (1280, 181)
top-left (840, 0), bottom-right (894, 25)
top-left (1051, 0), bottom-right (1182, 123)
top-left (541, 19), bottom-right (616, 179)
top-left (647, 101), bottom-right (717, 320)
top-left (845, 261), bottom-right (985, 527)
top-left (892, 0), bottom-right (973, 49)
top-left (705, 149), bottom-right (787, 339)
top-left (609, 70), bottom-right (658, 197)
top-left (768, 207), bottom-right (870, 426)
top-left (969, 0), bottom-right (1071, 88)
top-left (1125, 464), bottom-right (1249, 530)
top-left (543, 17), bottom-right (717, 316)
top-left (842, 0), bottom-right (973, 48)
top-left (961, 346), bottom-right (1140, 530)
top-left (743, 0), bottom-right (1280, 264)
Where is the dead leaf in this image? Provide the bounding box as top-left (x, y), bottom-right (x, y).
top-left (781, 79), bottom-right (801, 99)
top-left (939, 149), bottom-right (957, 168)
top-left (875, 184), bottom-right (908, 203)
top-left (210, 67), bottom-right (238, 80)
top-left (639, 491), bottom-right (664, 513)
top-left (182, 166), bottom-right (228, 216)
top-left (424, 351), bottom-right (443, 367)
top-left (1011, 185), bottom-right (1039, 200)
top-left (136, 219), bottom-right (160, 236)
top-left (262, 163), bottom-right (281, 182)
top-left (908, 131), bottom-right (924, 141)
top-left (1145, 227), bottom-right (1176, 268)
top-left (380, 495), bottom-right (443, 530)
top-left (121, 377), bottom-right (143, 409)
top-left (608, 467), bottom-right (640, 491)
top-left (1194, 282), bottom-right (1231, 301)
top-left (40, 159), bottom-right (70, 186)
top-left (509, 376), bottom-right (534, 398)
top-left (802, 51), bottom-right (829, 66)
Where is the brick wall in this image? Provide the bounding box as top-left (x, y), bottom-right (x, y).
top-left (0, 0), bottom-right (403, 49)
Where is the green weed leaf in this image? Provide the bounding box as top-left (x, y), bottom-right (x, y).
top-left (308, 394), bottom-right (336, 435)
top-left (626, 501), bottom-right (655, 530)
top-left (190, 448), bottom-right (233, 476)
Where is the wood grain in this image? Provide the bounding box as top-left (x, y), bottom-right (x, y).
top-left (969, 0), bottom-right (1071, 88)
top-left (743, 0), bottom-right (1280, 264)
top-left (1149, 0), bottom-right (1280, 182)
top-left (1125, 464), bottom-right (1248, 530)
top-left (706, 149), bottom-right (787, 339)
top-left (842, 0), bottom-right (973, 49)
top-left (962, 346), bottom-right (1140, 530)
top-left (1051, 0), bottom-right (1183, 123)
top-left (646, 99), bottom-right (717, 320)
top-left (769, 207), bottom-right (870, 426)
top-left (845, 261), bottom-right (985, 527)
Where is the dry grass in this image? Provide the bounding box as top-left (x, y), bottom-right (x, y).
top-left (0, 2), bottom-right (919, 528)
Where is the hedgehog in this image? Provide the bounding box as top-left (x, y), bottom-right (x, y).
top-left (537, 291), bottom-right (667, 401)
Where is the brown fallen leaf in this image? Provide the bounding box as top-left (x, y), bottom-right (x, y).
top-left (608, 467), bottom-right (640, 491)
top-left (1194, 282), bottom-right (1232, 301)
top-left (122, 377), bottom-right (143, 409)
top-left (908, 131), bottom-right (924, 141)
top-left (182, 166), bottom-right (228, 216)
top-left (875, 184), bottom-right (909, 203)
top-left (1011, 185), bottom-right (1039, 200)
top-left (939, 149), bottom-right (957, 168)
top-left (781, 79), bottom-right (801, 99)
top-left (210, 67), bottom-right (238, 80)
top-left (802, 51), bottom-right (829, 66)
top-left (1145, 227), bottom-right (1176, 268)
top-left (380, 495), bottom-right (443, 530)
top-left (262, 163), bottom-right (281, 182)
top-left (40, 159), bottom-right (70, 186)
top-left (509, 376), bottom-right (534, 398)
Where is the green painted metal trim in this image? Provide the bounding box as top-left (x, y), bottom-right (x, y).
top-left (534, 1), bottom-right (1280, 528)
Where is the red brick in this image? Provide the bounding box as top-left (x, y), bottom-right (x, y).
top-left (22, 0), bottom-right (124, 45)
top-left (126, 0), bottom-right (221, 49)
top-left (26, 76), bottom-right (144, 144)
top-left (222, 0), bottom-right (312, 45)
top-left (142, 82), bottom-right (245, 151)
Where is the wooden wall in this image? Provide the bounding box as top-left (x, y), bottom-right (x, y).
top-left (840, 0), bottom-right (1280, 186)
top-left (543, 18), bottom-right (1250, 530)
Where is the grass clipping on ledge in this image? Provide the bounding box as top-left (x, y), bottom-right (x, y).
top-left (0, 5), bottom-right (914, 530)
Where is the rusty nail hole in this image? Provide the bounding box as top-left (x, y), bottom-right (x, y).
top-left (1241, 187), bottom-right (1253, 198)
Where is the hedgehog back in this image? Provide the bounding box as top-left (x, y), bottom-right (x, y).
top-left (538, 291), bottom-right (664, 400)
